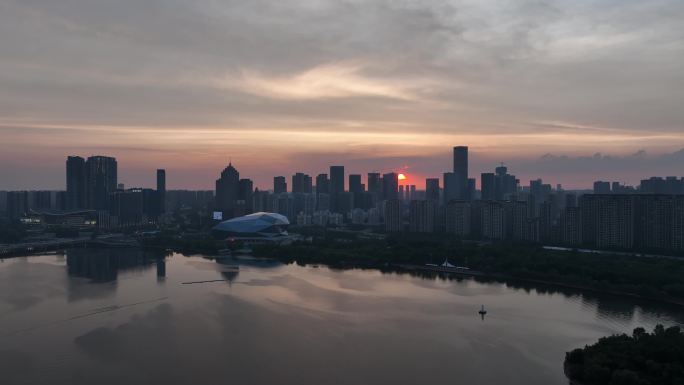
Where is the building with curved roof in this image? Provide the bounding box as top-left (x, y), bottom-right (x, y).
top-left (212, 212), bottom-right (290, 242)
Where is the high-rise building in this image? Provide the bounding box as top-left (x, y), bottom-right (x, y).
top-left (292, 173), bottom-right (312, 194)
top-left (215, 163), bottom-right (240, 218)
top-left (560, 207), bottom-right (581, 246)
top-left (156, 169), bottom-right (166, 214)
top-left (453, 146), bottom-right (469, 200)
top-left (384, 199), bottom-right (403, 233)
top-left (425, 178), bottom-right (440, 203)
top-left (330, 166), bottom-right (345, 193)
top-left (581, 194), bottom-right (635, 249)
top-left (593, 181), bottom-right (611, 194)
top-left (85, 156), bottom-right (117, 210)
top-left (238, 178), bottom-right (254, 215)
top-left (382, 173), bottom-right (398, 201)
top-left (274, 176), bottom-right (287, 194)
top-left (480, 201), bottom-right (506, 240)
top-left (443, 172), bottom-right (457, 204)
top-left (315, 174), bottom-right (329, 194)
top-left (445, 201), bottom-right (471, 237)
top-left (409, 200), bottom-right (436, 233)
top-left (481, 173), bottom-right (496, 201)
top-left (674, 196), bottom-right (684, 251)
top-left (367, 173), bottom-right (381, 194)
top-left (349, 174), bottom-right (363, 193)
top-left (66, 156), bottom-right (86, 209)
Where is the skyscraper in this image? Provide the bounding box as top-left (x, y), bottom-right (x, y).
top-left (453, 146), bottom-right (469, 200)
top-left (425, 178), bottom-right (440, 203)
top-left (215, 163), bottom-right (240, 218)
top-left (384, 199), bottom-right (403, 232)
top-left (349, 174), bottom-right (363, 193)
top-left (330, 166), bottom-right (345, 193)
top-left (481, 173), bottom-right (496, 201)
top-left (292, 173), bottom-right (312, 194)
top-left (443, 172), bottom-right (457, 204)
top-left (85, 156), bottom-right (117, 210)
top-left (315, 174), bottom-right (329, 194)
top-left (409, 200), bottom-right (436, 233)
top-left (382, 173), bottom-right (398, 201)
top-left (274, 176), bottom-right (287, 194)
top-left (367, 173), bottom-right (381, 194)
top-left (238, 178), bottom-right (254, 215)
top-left (66, 156), bottom-right (86, 209)
top-left (156, 169), bottom-right (166, 214)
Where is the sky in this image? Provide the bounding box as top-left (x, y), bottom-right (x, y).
top-left (1, 0), bottom-right (683, 190)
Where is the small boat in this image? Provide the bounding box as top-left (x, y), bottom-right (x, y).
top-left (217, 248), bottom-right (232, 256)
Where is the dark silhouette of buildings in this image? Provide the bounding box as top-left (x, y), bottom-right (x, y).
top-left (453, 146), bottom-right (469, 200)
top-left (273, 176), bottom-right (287, 194)
top-left (292, 173), bottom-right (313, 194)
top-left (382, 173), bottom-right (398, 201)
top-left (215, 163), bottom-right (240, 218)
top-left (66, 156), bottom-right (86, 209)
top-left (330, 166), bottom-right (345, 194)
top-left (425, 178), bottom-right (439, 203)
top-left (157, 169), bottom-right (166, 214)
top-left (85, 156), bottom-right (118, 210)
top-left (315, 174), bottom-right (329, 194)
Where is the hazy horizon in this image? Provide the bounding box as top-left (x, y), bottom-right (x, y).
top-left (1, 0), bottom-right (683, 190)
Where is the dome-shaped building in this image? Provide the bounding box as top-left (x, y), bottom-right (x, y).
top-left (212, 212), bottom-right (290, 242)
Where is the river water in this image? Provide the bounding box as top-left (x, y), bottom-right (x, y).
top-left (0, 249), bottom-right (682, 385)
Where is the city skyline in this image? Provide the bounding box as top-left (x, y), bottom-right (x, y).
top-left (2, 146), bottom-right (684, 191)
top-left (1, 1), bottom-right (683, 190)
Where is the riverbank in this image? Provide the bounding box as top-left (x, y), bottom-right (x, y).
top-left (253, 236), bottom-right (684, 308)
top-left (392, 263), bottom-right (684, 308)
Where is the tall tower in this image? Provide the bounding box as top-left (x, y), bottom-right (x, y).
top-left (66, 156), bottom-right (86, 209)
top-left (215, 163), bottom-right (240, 218)
top-left (85, 155), bottom-right (117, 210)
top-left (425, 178), bottom-right (440, 203)
top-left (156, 169), bottom-right (166, 214)
top-left (382, 173), bottom-right (398, 201)
top-left (453, 146), bottom-right (469, 200)
top-left (274, 176), bottom-right (287, 194)
top-left (330, 166), bottom-right (345, 193)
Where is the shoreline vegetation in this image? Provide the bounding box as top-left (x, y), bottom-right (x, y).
top-left (5, 229), bottom-right (684, 307)
top-left (565, 325), bottom-right (684, 385)
top-left (249, 234), bottom-right (684, 307)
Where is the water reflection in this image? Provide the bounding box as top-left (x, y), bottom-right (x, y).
top-left (1, 250), bottom-right (683, 385)
top-left (66, 248), bottom-right (165, 282)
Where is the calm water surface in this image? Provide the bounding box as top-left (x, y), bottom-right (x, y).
top-left (1, 249), bottom-right (682, 385)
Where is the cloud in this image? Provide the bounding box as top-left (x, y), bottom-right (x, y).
top-left (0, 0), bottom-right (683, 189)
top-left (228, 63), bottom-right (420, 101)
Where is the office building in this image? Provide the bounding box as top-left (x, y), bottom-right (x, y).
top-left (382, 173), bottom-right (399, 201)
top-left (453, 146), bottom-right (468, 200)
top-left (330, 166), bottom-right (345, 194)
top-left (445, 201), bottom-right (471, 237)
top-left (384, 199), bottom-right (403, 233)
top-left (274, 176), bottom-right (287, 194)
top-left (315, 174), bottom-right (329, 194)
top-left (66, 156), bottom-right (86, 209)
top-left (292, 173), bottom-right (313, 194)
top-left (156, 169), bottom-right (166, 214)
top-left (409, 200), bottom-right (436, 233)
top-left (85, 156), bottom-right (117, 210)
top-left (215, 163), bottom-right (240, 218)
top-left (425, 178), bottom-right (439, 203)
top-left (349, 174), bottom-right (363, 193)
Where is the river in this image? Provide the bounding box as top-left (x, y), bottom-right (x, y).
top-left (1, 248), bottom-right (682, 384)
